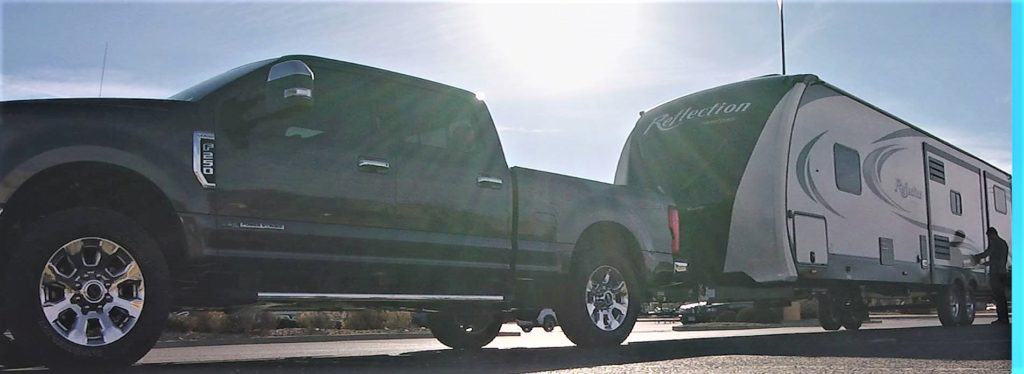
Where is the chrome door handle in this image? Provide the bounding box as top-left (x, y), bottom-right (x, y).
top-left (358, 159), bottom-right (390, 171)
top-left (477, 176), bottom-right (503, 188)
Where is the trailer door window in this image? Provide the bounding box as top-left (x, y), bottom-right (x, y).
top-left (950, 190), bottom-right (963, 216)
top-left (994, 186), bottom-right (1008, 214)
top-left (833, 143), bottom-right (862, 195)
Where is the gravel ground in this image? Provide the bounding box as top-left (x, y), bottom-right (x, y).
top-left (545, 356), bottom-right (1010, 374)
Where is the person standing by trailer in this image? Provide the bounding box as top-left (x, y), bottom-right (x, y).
top-left (974, 227), bottom-right (1010, 324)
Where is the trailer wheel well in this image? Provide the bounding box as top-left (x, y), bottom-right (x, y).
top-left (0, 162), bottom-right (186, 274)
top-left (572, 222), bottom-right (647, 292)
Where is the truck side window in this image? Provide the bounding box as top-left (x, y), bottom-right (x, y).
top-left (833, 143), bottom-right (862, 195)
top-left (389, 85), bottom-right (480, 153)
top-left (246, 68), bottom-right (379, 151)
top-left (994, 186), bottom-right (1008, 214)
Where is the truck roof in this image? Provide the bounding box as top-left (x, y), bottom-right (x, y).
top-left (281, 54), bottom-right (477, 99)
top-left (170, 54), bottom-right (478, 102)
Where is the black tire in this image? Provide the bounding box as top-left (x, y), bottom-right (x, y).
top-left (958, 286), bottom-right (976, 326)
top-left (556, 251), bottom-right (640, 347)
top-left (816, 295), bottom-right (842, 331)
top-left (840, 312), bottom-right (863, 330)
top-left (429, 312), bottom-right (503, 349)
top-left (936, 284), bottom-right (962, 327)
top-left (4, 207), bottom-right (170, 369)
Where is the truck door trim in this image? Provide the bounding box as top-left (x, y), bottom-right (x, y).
top-left (256, 292), bottom-right (505, 302)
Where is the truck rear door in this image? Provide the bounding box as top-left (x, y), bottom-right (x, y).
top-left (387, 84), bottom-right (513, 296)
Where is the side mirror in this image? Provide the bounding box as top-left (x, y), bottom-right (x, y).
top-left (262, 60), bottom-right (314, 117)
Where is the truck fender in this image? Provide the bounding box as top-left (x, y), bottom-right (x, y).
top-left (0, 145), bottom-right (204, 213)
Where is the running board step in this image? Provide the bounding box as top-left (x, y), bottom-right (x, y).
top-left (257, 293), bottom-right (505, 302)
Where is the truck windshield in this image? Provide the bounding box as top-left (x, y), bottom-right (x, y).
top-left (170, 59), bottom-right (274, 101)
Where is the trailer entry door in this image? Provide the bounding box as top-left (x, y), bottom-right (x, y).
top-left (793, 213), bottom-right (828, 265)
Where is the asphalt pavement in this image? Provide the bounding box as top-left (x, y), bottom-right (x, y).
top-left (2, 316), bottom-right (1010, 372)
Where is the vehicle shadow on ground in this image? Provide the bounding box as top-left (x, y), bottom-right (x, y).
top-left (5, 325), bottom-right (1011, 373)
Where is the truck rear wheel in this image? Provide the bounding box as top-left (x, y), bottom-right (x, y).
top-left (429, 312), bottom-right (503, 349)
top-left (4, 208), bottom-right (170, 369)
top-left (557, 251), bottom-right (640, 347)
top-left (937, 284), bottom-right (963, 327)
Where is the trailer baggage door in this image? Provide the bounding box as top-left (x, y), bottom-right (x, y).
top-left (793, 212), bottom-right (828, 265)
top-left (923, 147), bottom-right (984, 271)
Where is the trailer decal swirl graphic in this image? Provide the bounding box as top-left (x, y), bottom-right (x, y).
top-left (871, 128), bottom-right (922, 144)
top-left (796, 131), bottom-right (843, 218)
top-left (863, 144), bottom-right (909, 212)
top-left (893, 212), bottom-right (978, 249)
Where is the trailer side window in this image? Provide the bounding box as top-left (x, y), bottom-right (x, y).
top-left (950, 190), bottom-right (962, 216)
top-left (994, 186), bottom-right (1008, 214)
top-left (928, 158), bottom-right (946, 184)
top-left (833, 143), bottom-right (862, 195)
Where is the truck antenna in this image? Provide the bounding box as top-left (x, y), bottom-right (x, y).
top-left (778, 0), bottom-right (786, 75)
top-left (98, 42), bottom-right (109, 97)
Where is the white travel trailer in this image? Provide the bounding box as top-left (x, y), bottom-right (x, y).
top-left (616, 74), bottom-right (1010, 330)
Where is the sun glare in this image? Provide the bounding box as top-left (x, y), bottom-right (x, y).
top-left (475, 4), bottom-right (641, 96)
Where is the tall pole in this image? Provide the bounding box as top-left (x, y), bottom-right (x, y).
top-left (99, 42), bottom-right (109, 97)
top-left (778, 0), bottom-right (786, 74)
top-left (774, 0), bottom-right (782, 74)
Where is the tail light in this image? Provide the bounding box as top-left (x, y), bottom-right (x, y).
top-left (668, 206), bottom-right (680, 255)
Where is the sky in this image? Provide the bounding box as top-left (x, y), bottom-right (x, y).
top-left (1, 1), bottom-right (1011, 182)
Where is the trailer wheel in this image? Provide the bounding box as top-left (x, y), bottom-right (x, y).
top-left (936, 284), bottom-right (963, 327)
top-left (957, 286), bottom-right (976, 326)
top-left (4, 208), bottom-right (170, 369)
top-left (557, 251), bottom-right (640, 347)
top-left (429, 312), bottom-right (503, 349)
top-left (816, 295), bottom-right (842, 331)
top-left (841, 314), bottom-right (862, 330)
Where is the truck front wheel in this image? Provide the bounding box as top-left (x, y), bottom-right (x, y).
top-left (429, 312), bottom-right (503, 349)
top-left (4, 208), bottom-right (170, 369)
top-left (557, 251), bottom-right (640, 347)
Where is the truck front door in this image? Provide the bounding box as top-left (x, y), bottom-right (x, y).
top-left (213, 63), bottom-right (406, 294)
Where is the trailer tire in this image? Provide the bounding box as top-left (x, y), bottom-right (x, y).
top-left (841, 314), bottom-right (862, 330)
top-left (429, 312), bottom-right (503, 349)
top-left (958, 286), bottom-right (976, 326)
top-left (557, 251), bottom-right (640, 347)
top-left (4, 207), bottom-right (170, 370)
top-left (816, 295), bottom-right (842, 331)
top-left (936, 284), bottom-right (963, 327)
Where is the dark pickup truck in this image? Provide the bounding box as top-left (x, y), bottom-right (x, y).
top-left (0, 55), bottom-right (676, 368)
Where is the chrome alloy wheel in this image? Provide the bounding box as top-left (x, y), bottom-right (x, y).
top-left (38, 237), bottom-right (145, 347)
top-left (585, 265), bottom-right (629, 332)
